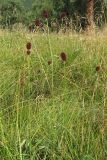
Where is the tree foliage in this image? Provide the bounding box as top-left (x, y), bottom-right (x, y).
top-left (0, 0), bottom-right (25, 28)
top-left (0, 0), bottom-right (107, 29)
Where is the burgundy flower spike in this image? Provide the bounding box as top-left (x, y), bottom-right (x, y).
top-left (35, 18), bottom-right (41, 27)
top-left (96, 66), bottom-right (100, 72)
top-left (60, 12), bottom-right (67, 19)
top-left (43, 10), bottom-right (49, 18)
top-left (48, 60), bottom-right (52, 65)
top-left (26, 50), bottom-right (31, 55)
top-left (26, 42), bottom-right (32, 50)
top-left (26, 42), bottom-right (32, 55)
top-left (60, 52), bottom-right (67, 62)
top-left (28, 25), bottom-right (32, 32)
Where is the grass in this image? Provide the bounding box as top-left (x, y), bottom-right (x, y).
top-left (0, 29), bottom-right (107, 160)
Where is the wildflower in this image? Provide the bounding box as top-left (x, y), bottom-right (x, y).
top-left (60, 52), bottom-right (67, 62)
top-left (26, 50), bottom-right (31, 55)
top-left (26, 42), bottom-right (32, 50)
top-left (43, 10), bottom-right (49, 18)
top-left (35, 18), bottom-right (41, 26)
top-left (28, 25), bottom-right (32, 32)
top-left (48, 60), bottom-right (52, 65)
top-left (60, 12), bottom-right (67, 19)
top-left (96, 66), bottom-right (100, 72)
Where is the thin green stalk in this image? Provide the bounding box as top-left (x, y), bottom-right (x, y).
top-left (47, 19), bottom-right (54, 95)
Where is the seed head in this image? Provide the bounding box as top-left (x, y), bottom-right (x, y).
top-left (60, 12), bottom-right (67, 19)
top-left (96, 66), bottom-right (100, 72)
top-left (48, 60), bottom-right (52, 65)
top-left (60, 52), bottom-right (67, 62)
top-left (43, 10), bottom-right (49, 18)
top-left (26, 50), bottom-right (31, 55)
top-left (28, 25), bottom-right (32, 32)
top-left (35, 18), bottom-right (41, 26)
top-left (26, 42), bottom-right (32, 50)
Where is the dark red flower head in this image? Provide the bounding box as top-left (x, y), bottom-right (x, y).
top-left (60, 12), bottom-right (67, 19)
top-left (26, 50), bottom-right (31, 55)
top-left (48, 60), bottom-right (52, 65)
top-left (26, 42), bottom-right (32, 50)
top-left (28, 25), bottom-right (32, 32)
top-left (60, 52), bottom-right (67, 62)
top-left (96, 66), bottom-right (100, 72)
top-left (35, 18), bottom-right (41, 26)
top-left (43, 10), bottom-right (49, 18)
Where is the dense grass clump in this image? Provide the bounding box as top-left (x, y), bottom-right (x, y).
top-left (0, 30), bottom-right (107, 160)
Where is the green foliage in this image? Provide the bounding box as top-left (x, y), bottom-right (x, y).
top-left (0, 0), bottom-right (25, 29)
top-left (94, 0), bottom-right (107, 26)
top-left (0, 0), bottom-right (107, 29)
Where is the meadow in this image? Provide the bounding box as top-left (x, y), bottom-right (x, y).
top-left (0, 29), bottom-right (107, 160)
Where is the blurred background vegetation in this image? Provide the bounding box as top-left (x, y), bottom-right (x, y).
top-left (0, 0), bottom-right (107, 31)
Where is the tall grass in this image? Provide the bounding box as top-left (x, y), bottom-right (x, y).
top-left (0, 29), bottom-right (107, 160)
